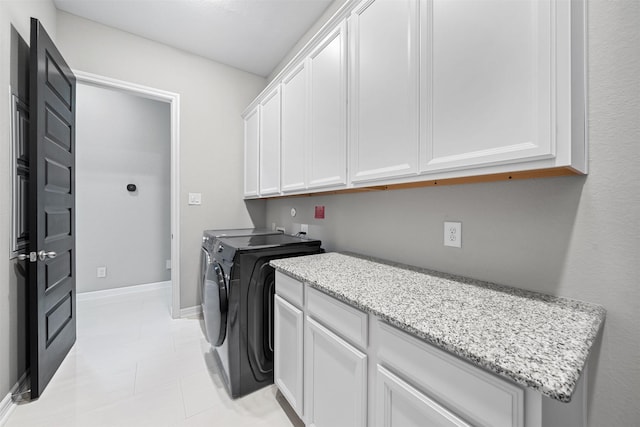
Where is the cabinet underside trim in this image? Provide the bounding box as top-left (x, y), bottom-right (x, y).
top-left (259, 166), bottom-right (581, 199)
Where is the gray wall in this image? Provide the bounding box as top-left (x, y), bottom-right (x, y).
top-left (267, 0), bottom-right (348, 83)
top-left (76, 83), bottom-right (171, 293)
top-left (265, 0), bottom-right (640, 425)
top-left (0, 0), bottom-right (57, 403)
top-left (55, 11), bottom-right (267, 309)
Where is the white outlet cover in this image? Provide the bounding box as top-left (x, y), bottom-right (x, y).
top-left (188, 193), bottom-right (202, 205)
top-left (444, 221), bottom-right (462, 248)
top-left (301, 224), bottom-right (309, 233)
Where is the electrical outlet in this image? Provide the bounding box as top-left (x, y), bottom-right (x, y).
top-left (300, 224), bottom-right (309, 234)
top-left (97, 266), bottom-right (107, 278)
top-left (276, 226), bottom-right (285, 233)
top-left (166, 260), bottom-right (171, 270)
top-left (444, 222), bottom-right (462, 248)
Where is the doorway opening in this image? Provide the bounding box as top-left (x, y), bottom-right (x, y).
top-left (74, 71), bottom-right (181, 318)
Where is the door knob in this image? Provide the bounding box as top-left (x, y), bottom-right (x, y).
top-left (17, 252), bottom-right (37, 262)
top-left (38, 251), bottom-right (57, 261)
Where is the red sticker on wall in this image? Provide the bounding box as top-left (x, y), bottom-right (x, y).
top-left (314, 205), bottom-right (325, 219)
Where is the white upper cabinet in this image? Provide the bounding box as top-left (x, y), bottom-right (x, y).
top-left (281, 62), bottom-right (308, 193)
top-left (243, 106), bottom-right (259, 198)
top-left (259, 86), bottom-right (281, 196)
top-left (307, 22), bottom-right (348, 189)
top-left (243, 0), bottom-right (586, 198)
top-left (349, 0), bottom-right (420, 183)
top-left (420, 0), bottom-right (581, 174)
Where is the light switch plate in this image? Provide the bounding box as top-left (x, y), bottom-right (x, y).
top-left (444, 221), bottom-right (462, 248)
top-left (188, 193), bottom-right (202, 205)
top-left (97, 266), bottom-right (107, 278)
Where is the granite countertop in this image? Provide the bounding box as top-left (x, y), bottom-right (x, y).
top-left (270, 252), bottom-right (605, 403)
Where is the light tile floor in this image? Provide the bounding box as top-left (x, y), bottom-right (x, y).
top-left (6, 286), bottom-right (301, 427)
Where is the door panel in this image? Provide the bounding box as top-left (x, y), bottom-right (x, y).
top-left (305, 317), bottom-right (367, 427)
top-left (29, 18), bottom-right (76, 398)
top-left (274, 295), bottom-right (304, 417)
top-left (259, 87), bottom-right (281, 196)
top-left (243, 107), bottom-right (259, 197)
top-left (350, 0), bottom-right (419, 183)
top-left (421, 0), bottom-right (553, 172)
top-left (281, 62), bottom-right (308, 192)
top-left (308, 22), bottom-right (347, 189)
top-left (376, 366), bottom-right (471, 427)
top-left (202, 260), bottom-right (228, 346)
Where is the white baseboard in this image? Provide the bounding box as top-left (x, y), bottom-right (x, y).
top-left (180, 305), bottom-right (202, 319)
top-left (0, 372), bottom-right (29, 427)
top-left (77, 281), bottom-right (171, 302)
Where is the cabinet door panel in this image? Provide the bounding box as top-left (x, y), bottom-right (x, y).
top-left (422, 0), bottom-right (554, 172)
top-left (350, 0), bottom-right (419, 183)
top-left (274, 295), bottom-right (304, 417)
top-left (377, 321), bottom-right (523, 427)
top-left (377, 366), bottom-right (471, 427)
top-left (308, 23), bottom-right (347, 189)
top-left (305, 317), bottom-right (367, 427)
top-left (259, 87), bottom-right (281, 195)
top-left (281, 63), bottom-right (308, 192)
top-left (243, 107), bottom-right (259, 197)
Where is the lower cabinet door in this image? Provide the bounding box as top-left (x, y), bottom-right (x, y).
top-left (376, 366), bottom-right (470, 427)
top-left (274, 295), bottom-right (304, 417)
top-left (305, 317), bottom-right (367, 427)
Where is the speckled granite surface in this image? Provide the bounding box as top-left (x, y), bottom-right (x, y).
top-left (270, 252), bottom-right (605, 403)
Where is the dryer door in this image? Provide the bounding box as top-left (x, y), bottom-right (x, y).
top-left (202, 258), bottom-right (228, 346)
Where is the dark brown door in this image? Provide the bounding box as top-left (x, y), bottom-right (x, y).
top-left (28, 17), bottom-right (76, 399)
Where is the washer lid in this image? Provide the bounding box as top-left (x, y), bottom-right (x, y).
top-left (202, 261), bottom-right (228, 346)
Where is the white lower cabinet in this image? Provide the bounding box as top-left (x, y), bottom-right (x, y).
top-left (274, 295), bottom-right (304, 417)
top-left (305, 317), bottom-right (367, 427)
top-left (376, 366), bottom-right (470, 427)
top-left (274, 271), bottom-right (586, 427)
top-left (376, 320), bottom-right (524, 427)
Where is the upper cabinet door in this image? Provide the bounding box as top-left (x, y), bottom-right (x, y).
top-left (349, 0), bottom-right (419, 184)
top-left (421, 0), bottom-right (555, 173)
top-left (259, 86), bottom-right (281, 196)
top-left (243, 106), bottom-right (260, 198)
top-left (281, 62), bottom-right (308, 193)
top-left (307, 22), bottom-right (348, 190)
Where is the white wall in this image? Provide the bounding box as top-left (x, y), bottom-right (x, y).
top-left (55, 11), bottom-right (267, 309)
top-left (76, 83), bottom-right (171, 293)
top-left (0, 0), bottom-right (57, 403)
top-left (265, 0), bottom-right (640, 425)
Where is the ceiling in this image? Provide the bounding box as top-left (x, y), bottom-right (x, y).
top-left (53, 0), bottom-right (334, 77)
